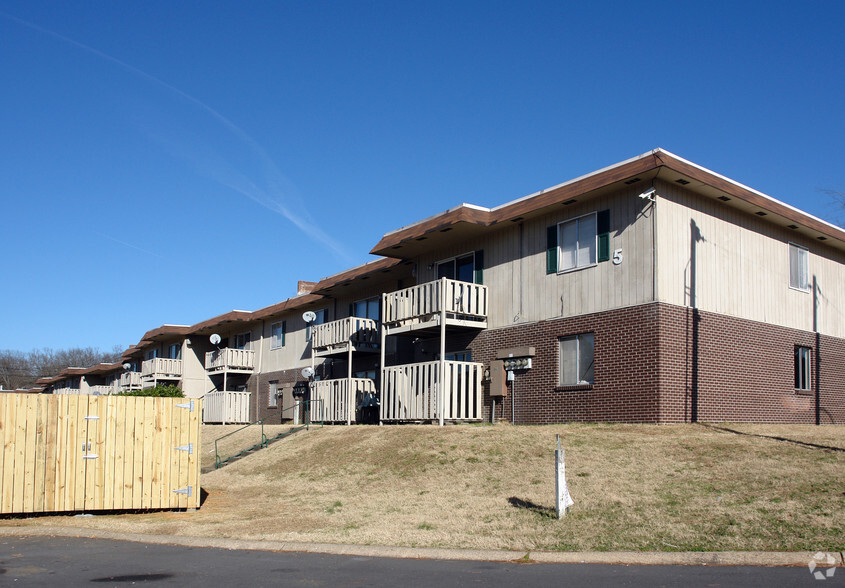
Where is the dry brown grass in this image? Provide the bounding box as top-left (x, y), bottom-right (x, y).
top-left (202, 424), bottom-right (302, 471)
top-left (8, 423), bottom-right (845, 552)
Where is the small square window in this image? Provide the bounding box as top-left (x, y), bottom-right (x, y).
top-left (559, 333), bottom-right (594, 386)
top-left (794, 346), bottom-right (811, 391)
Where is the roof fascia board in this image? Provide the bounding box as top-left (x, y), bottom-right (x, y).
top-left (371, 148), bottom-right (845, 254)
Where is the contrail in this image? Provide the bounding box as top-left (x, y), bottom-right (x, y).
top-left (94, 232), bottom-right (166, 259)
top-left (1, 11), bottom-right (351, 260)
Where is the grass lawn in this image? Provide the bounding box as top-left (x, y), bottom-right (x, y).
top-left (8, 423), bottom-right (845, 552)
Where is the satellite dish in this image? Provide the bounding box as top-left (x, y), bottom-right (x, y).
top-left (302, 311), bottom-right (317, 323)
top-left (301, 366), bottom-right (315, 379)
top-left (122, 363), bottom-right (131, 371)
top-left (210, 333), bottom-right (222, 345)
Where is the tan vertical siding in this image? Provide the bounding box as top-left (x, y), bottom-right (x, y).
top-left (415, 187), bottom-right (656, 328)
top-left (655, 179), bottom-right (845, 337)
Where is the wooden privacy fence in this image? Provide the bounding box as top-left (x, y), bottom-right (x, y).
top-left (0, 394), bottom-right (201, 515)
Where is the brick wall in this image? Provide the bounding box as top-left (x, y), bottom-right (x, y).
top-left (658, 304), bottom-right (845, 424)
top-left (251, 368), bottom-right (305, 423)
top-left (469, 302), bottom-right (845, 424)
top-left (470, 304), bottom-right (662, 424)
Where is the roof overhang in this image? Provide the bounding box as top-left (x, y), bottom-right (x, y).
top-left (311, 257), bottom-right (413, 296)
top-left (370, 149), bottom-right (845, 257)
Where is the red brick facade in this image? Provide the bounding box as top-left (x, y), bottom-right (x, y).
top-left (469, 302), bottom-right (845, 424)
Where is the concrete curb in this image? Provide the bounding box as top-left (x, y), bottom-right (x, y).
top-left (0, 525), bottom-right (840, 567)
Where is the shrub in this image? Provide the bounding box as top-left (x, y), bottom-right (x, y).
top-left (118, 384), bottom-right (184, 397)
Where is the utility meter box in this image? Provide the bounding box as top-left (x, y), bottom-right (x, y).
top-left (489, 359), bottom-right (507, 397)
top-left (497, 346), bottom-right (535, 371)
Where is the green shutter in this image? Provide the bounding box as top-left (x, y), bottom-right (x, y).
top-left (546, 225), bottom-right (558, 274)
top-left (597, 210), bottom-right (610, 262)
top-left (474, 250), bottom-right (484, 285)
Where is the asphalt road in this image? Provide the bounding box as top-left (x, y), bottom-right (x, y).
top-left (0, 535), bottom-right (831, 587)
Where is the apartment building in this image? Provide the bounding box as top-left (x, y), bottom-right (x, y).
top-left (39, 149), bottom-right (845, 424)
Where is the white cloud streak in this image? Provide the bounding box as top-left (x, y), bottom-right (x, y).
top-left (1, 11), bottom-right (352, 261)
top-left (94, 232), bottom-right (165, 259)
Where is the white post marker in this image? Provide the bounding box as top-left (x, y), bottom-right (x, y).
top-left (555, 434), bottom-right (574, 519)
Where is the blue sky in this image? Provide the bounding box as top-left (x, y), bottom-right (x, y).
top-left (2, 1), bottom-right (844, 353)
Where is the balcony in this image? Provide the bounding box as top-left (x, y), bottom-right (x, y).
top-left (310, 378), bottom-right (377, 424)
top-left (141, 357), bottom-right (183, 381)
top-left (202, 390), bottom-right (251, 424)
top-left (205, 348), bottom-right (255, 373)
top-left (381, 360), bottom-right (482, 423)
top-left (53, 386), bottom-right (81, 395)
top-left (88, 385), bottom-right (114, 396)
top-left (382, 278), bottom-right (488, 335)
top-left (312, 317), bottom-right (378, 356)
top-left (119, 371), bottom-right (142, 390)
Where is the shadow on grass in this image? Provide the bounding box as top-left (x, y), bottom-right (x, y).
top-left (508, 497), bottom-right (557, 519)
top-left (701, 423), bottom-right (845, 453)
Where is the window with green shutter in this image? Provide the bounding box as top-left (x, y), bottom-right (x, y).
top-left (548, 209), bottom-right (610, 273)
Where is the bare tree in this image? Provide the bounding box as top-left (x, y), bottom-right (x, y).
top-left (0, 346), bottom-right (125, 390)
top-left (821, 188), bottom-right (845, 227)
top-left (0, 350), bottom-right (32, 390)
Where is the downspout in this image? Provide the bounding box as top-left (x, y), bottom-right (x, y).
top-left (347, 343), bottom-right (353, 426)
top-left (439, 277), bottom-right (447, 427)
top-left (379, 292), bottom-right (387, 426)
top-left (518, 222), bottom-right (525, 320)
top-left (813, 276), bottom-right (820, 425)
top-left (256, 319), bottom-right (265, 423)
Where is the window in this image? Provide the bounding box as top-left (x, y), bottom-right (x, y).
top-left (444, 351), bottom-right (471, 362)
top-left (558, 213), bottom-right (597, 272)
top-left (167, 344), bottom-right (181, 360)
top-left (306, 309), bottom-right (328, 341)
top-left (794, 346), bottom-right (811, 391)
top-left (559, 333), bottom-right (594, 386)
top-left (435, 250), bottom-right (484, 284)
top-left (270, 321), bottom-right (286, 349)
top-left (352, 297), bottom-right (380, 321)
top-left (547, 210), bottom-right (610, 274)
top-left (268, 381), bottom-right (279, 407)
top-left (789, 243), bottom-right (809, 291)
top-left (145, 348), bottom-right (159, 360)
top-left (233, 332), bottom-right (251, 350)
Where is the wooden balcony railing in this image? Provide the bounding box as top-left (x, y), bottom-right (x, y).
top-left (383, 278), bottom-right (488, 327)
top-left (119, 371), bottom-right (142, 390)
top-left (203, 391), bottom-right (251, 424)
top-left (310, 378), bottom-right (377, 424)
top-left (381, 360), bottom-right (482, 422)
top-left (141, 357), bottom-right (183, 380)
top-left (52, 386), bottom-right (81, 395)
top-left (205, 348), bottom-right (255, 373)
top-left (88, 385), bottom-right (114, 396)
top-left (312, 317), bottom-right (378, 350)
